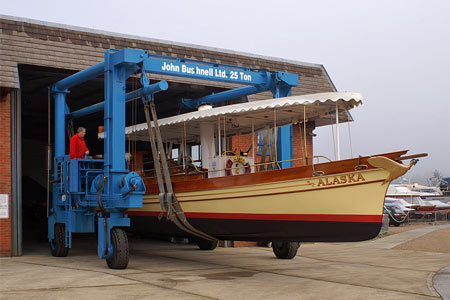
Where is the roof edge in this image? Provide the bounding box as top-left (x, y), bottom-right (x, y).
top-left (320, 65), bottom-right (337, 92)
top-left (0, 14), bottom-right (323, 69)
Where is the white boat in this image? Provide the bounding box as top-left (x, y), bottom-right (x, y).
top-left (409, 183), bottom-right (450, 204)
top-left (386, 184), bottom-right (435, 212)
top-left (387, 184), bottom-right (450, 213)
top-left (384, 197), bottom-right (417, 212)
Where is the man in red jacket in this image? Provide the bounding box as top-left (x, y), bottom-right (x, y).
top-left (69, 127), bottom-right (89, 159)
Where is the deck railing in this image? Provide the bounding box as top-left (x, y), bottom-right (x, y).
top-left (137, 154), bottom-right (334, 180)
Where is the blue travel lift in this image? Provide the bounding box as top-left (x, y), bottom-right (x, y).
top-left (48, 48), bottom-right (299, 269)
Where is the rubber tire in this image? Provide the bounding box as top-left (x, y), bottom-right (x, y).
top-left (272, 242), bottom-right (299, 259)
top-left (394, 223), bottom-right (401, 227)
top-left (106, 228), bottom-right (129, 269)
top-left (197, 239), bottom-right (218, 250)
top-left (50, 223), bottom-right (69, 257)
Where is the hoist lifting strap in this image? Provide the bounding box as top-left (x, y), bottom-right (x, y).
top-left (143, 99), bottom-right (217, 242)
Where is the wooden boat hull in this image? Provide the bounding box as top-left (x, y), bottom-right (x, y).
top-left (128, 166), bottom-right (394, 242)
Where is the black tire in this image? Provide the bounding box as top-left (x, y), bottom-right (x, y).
top-left (106, 228), bottom-right (129, 269)
top-left (50, 223), bottom-right (69, 257)
top-left (197, 239), bottom-right (218, 250)
top-left (394, 223), bottom-right (401, 227)
top-left (272, 242), bottom-right (299, 259)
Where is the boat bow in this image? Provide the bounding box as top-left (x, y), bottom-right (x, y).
top-left (367, 156), bottom-right (417, 183)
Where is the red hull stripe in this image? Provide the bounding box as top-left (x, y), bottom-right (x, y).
top-left (127, 211), bottom-right (382, 223)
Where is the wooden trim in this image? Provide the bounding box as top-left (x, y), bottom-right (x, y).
top-left (143, 150), bottom-right (407, 194)
top-left (394, 153), bottom-right (427, 161)
top-left (143, 178), bottom-right (386, 204)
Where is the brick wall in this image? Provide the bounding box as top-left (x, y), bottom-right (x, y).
top-left (230, 133), bottom-right (256, 157)
top-left (0, 91), bottom-right (11, 256)
top-left (292, 122), bottom-right (315, 167)
top-left (229, 121), bottom-right (315, 171)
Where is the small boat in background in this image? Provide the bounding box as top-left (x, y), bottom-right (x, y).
top-left (386, 184), bottom-right (450, 222)
top-left (384, 197), bottom-right (418, 212)
top-left (386, 184), bottom-right (436, 211)
top-left (409, 183), bottom-right (450, 204)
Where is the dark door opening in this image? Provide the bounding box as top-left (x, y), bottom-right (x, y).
top-left (17, 64), bottom-right (228, 253)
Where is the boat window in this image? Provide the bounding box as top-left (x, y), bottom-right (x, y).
top-left (172, 148), bottom-right (179, 160)
top-left (256, 130), bottom-right (273, 155)
top-left (192, 145), bottom-right (201, 167)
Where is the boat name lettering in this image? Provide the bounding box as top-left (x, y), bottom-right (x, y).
top-left (316, 173), bottom-right (366, 187)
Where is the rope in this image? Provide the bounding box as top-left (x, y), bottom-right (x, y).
top-left (383, 205), bottom-right (410, 224)
top-left (187, 156), bottom-right (205, 173)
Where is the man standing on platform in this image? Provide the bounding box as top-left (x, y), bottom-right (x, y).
top-left (69, 127), bottom-right (89, 159)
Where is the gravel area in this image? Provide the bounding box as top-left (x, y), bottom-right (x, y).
top-left (393, 226), bottom-right (450, 253)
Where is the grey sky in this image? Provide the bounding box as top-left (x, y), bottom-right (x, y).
top-left (2, 0), bottom-right (449, 183)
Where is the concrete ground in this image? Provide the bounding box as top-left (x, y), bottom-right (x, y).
top-left (1, 224), bottom-right (449, 300)
top-left (389, 221), bottom-right (450, 235)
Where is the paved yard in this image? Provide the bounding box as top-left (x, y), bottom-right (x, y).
top-left (1, 224), bottom-right (449, 300)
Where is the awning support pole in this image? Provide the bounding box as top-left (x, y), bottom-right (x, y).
top-left (223, 117), bottom-right (226, 153)
top-left (251, 120), bottom-right (255, 159)
top-left (304, 106), bottom-right (307, 159)
top-left (336, 102), bottom-right (341, 160)
top-left (218, 117), bottom-right (221, 157)
top-left (346, 109), bottom-right (354, 158)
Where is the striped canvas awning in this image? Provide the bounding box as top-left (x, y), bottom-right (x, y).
top-left (98, 92), bottom-right (363, 143)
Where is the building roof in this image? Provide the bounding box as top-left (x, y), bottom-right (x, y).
top-left (0, 14), bottom-right (336, 99)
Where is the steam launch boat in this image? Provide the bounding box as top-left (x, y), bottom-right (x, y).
top-left (99, 92), bottom-right (421, 249)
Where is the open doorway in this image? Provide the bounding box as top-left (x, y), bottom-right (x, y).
top-left (17, 64), bottom-right (229, 253)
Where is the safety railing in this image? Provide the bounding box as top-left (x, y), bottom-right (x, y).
top-left (138, 154), bottom-right (335, 180)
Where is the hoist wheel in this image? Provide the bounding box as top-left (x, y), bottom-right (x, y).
top-left (106, 228), bottom-right (129, 269)
top-left (272, 242), bottom-right (300, 259)
top-left (50, 223), bottom-right (69, 257)
top-left (196, 239), bottom-right (218, 250)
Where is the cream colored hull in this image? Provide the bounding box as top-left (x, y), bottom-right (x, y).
top-left (129, 168), bottom-right (391, 242)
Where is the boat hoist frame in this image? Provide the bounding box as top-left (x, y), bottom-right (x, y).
top-left (48, 48), bottom-right (298, 269)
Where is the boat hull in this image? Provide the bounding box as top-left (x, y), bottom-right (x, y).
top-left (128, 167), bottom-right (391, 242)
top-left (131, 216), bottom-right (382, 242)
